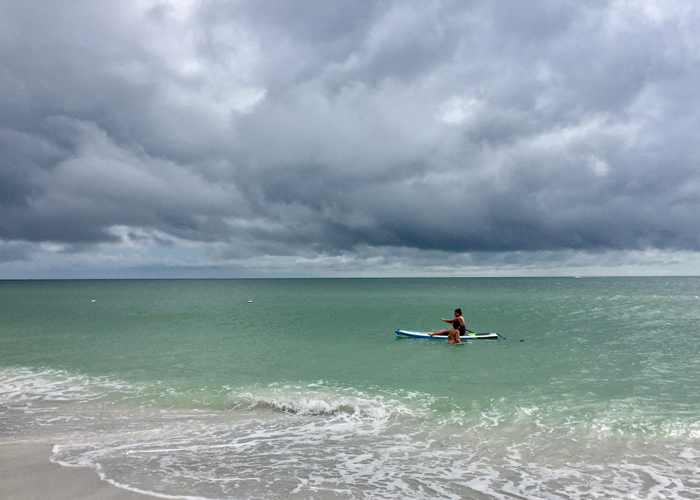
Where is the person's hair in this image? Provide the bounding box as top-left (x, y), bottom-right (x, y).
top-left (452, 320), bottom-right (460, 329)
top-left (455, 308), bottom-right (462, 315)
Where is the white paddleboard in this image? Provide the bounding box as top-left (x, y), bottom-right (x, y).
top-left (395, 329), bottom-right (499, 340)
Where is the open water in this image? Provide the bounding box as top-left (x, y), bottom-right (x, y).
top-left (1, 277), bottom-right (699, 499)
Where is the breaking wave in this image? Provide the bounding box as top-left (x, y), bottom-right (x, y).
top-left (2, 366), bottom-right (699, 499)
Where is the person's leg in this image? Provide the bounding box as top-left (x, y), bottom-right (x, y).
top-left (447, 328), bottom-right (460, 343)
top-left (430, 328), bottom-right (451, 336)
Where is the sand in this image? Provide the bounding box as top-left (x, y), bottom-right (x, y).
top-left (0, 443), bottom-right (156, 500)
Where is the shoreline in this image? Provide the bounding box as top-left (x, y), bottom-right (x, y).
top-left (0, 443), bottom-right (155, 500)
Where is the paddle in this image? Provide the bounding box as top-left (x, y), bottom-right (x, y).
top-left (465, 327), bottom-right (507, 340)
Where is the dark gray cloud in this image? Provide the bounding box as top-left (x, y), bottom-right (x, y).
top-left (1, 0), bottom-right (699, 276)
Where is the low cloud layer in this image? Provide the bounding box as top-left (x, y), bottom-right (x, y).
top-left (1, 0), bottom-right (699, 277)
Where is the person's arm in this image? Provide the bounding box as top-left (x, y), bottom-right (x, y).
top-left (445, 316), bottom-right (467, 326)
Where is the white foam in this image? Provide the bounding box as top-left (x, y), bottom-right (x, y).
top-left (679, 447), bottom-right (699, 461)
top-left (0, 367), bottom-right (145, 406)
top-left (6, 368), bottom-right (700, 500)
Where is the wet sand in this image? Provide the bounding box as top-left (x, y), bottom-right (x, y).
top-left (0, 443), bottom-right (155, 500)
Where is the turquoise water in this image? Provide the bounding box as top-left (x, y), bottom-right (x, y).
top-left (1, 278), bottom-right (699, 499)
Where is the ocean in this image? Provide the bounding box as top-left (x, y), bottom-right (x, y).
top-left (1, 277), bottom-right (699, 499)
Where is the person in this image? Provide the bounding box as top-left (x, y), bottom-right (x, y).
top-left (430, 308), bottom-right (466, 343)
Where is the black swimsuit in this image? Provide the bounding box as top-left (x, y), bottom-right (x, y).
top-left (453, 320), bottom-right (466, 335)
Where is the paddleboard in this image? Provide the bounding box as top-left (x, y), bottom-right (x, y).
top-left (395, 329), bottom-right (499, 340)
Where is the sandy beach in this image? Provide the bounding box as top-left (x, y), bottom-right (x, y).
top-left (0, 443), bottom-right (154, 500)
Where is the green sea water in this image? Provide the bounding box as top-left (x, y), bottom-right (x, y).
top-left (1, 278), bottom-right (699, 499)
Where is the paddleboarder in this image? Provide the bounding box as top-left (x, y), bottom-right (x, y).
top-left (430, 308), bottom-right (466, 343)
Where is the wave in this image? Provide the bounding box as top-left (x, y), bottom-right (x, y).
top-left (3, 366), bottom-right (700, 499)
top-left (3, 366), bottom-right (700, 439)
top-left (0, 366), bottom-right (433, 436)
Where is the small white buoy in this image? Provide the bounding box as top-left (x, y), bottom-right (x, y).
top-left (91, 300), bottom-right (96, 303)
top-left (248, 300), bottom-right (253, 303)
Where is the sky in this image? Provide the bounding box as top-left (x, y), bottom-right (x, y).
top-left (1, 0), bottom-right (699, 278)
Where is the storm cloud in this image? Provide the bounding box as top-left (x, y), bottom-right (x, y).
top-left (1, 0), bottom-right (699, 277)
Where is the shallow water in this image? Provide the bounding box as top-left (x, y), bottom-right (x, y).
top-left (1, 278), bottom-right (699, 499)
